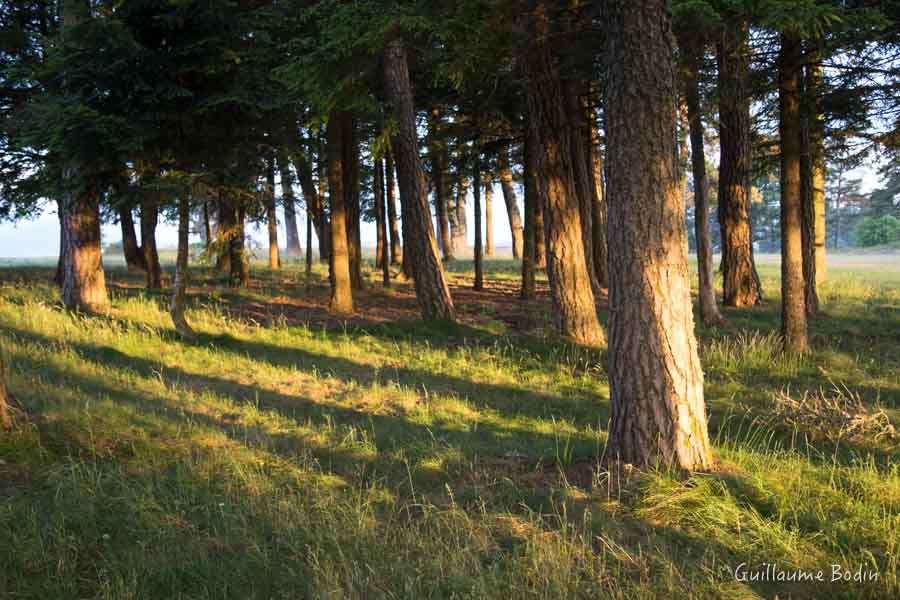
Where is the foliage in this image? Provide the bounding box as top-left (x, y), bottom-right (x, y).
top-left (856, 215), bottom-right (900, 247)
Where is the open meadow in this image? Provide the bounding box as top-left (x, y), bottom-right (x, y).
top-left (1, 252), bottom-right (898, 599)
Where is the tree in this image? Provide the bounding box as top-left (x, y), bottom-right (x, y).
top-left (524, 2), bottom-right (604, 346)
top-left (382, 37), bottom-right (456, 321)
top-left (473, 156), bottom-right (484, 290)
top-left (326, 109), bottom-right (354, 315)
top-left (265, 157), bottom-right (281, 270)
top-left (603, 0), bottom-right (713, 470)
top-left (778, 30), bottom-right (809, 354)
top-left (170, 191), bottom-right (193, 338)
top-left (497, 144), bottom-right (524, 259)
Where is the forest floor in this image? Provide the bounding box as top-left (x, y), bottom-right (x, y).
top-left (1, 253), bottom-right (898, 599)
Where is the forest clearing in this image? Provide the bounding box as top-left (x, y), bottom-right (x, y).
top-left (1, 254), bottom-right (898, 599)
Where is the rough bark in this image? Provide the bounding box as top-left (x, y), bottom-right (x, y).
top-left (498, 145), bottom-right (524, 259)
top-left (215, 196), bottom-right (233, 274)
top-left (140, 195), bottom-right (163, 289)
top-left (383, 37), bottom-right (456, 321)
top-left (484, 178), bottom-right (494, 257)
top-left (61, 181), bottom-right (109, 312)
top-left (326, 110), bottom-right (354, 314)
top-left (385, 154), bottom-right (403, 266)
top-left (170, 194), bottom-right (193, 338)
top-left (810, 60), bottom-right (827, 285)
top-left (603, 0), bottom-right (713, 471)
top-left (280, 157), bottom-right (302, 257)
top-left (375, 156), bottom-right (391, 287)
top-left (680, 34), bottom-right (724, 325)
top-left (525, 4), bottom-right (604, 346)
top-left (801, 54), bottom-right (824, 315)
top-left (717, 17), bottom-right (762, 307)
top-left (265, 158), bottom-right (281, 270)
top-left (474, 159), bottom-right (484, 290)
top-left (316, 150), bottom-right (331, 263)
top-left (119, 206), bottom-right (146, 272)
top-left (778, 32), bottom-right (809, 354)
top-left (229, 201), bottom-right (249, 287)
top-left (55, 199), bottom-right (65, 286)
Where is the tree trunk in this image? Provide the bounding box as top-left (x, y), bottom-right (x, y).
top-left (429, 106), bottom-right (454, 261)
top-left (801, 53), bottom-right (823, 315)
top-left (809, 60), bottom-right (827, 285)
top-left (61, 181), bottom-right (109, 312)
top-left (119, 206), bottom-right (146, 272)
top-left (565, 80), bottom-right (602, 296)
top-left (317, 149), bottom-right (331, 264)
top-left (383, 37), bottom-right (456, 321)
top-left (680, 34), bottom-right (724, 325)
top-left (525, 4), bottom-right (604, 346)
top-left (375, 156), bottom-right (391, 287)
top-left (280, 157), bottom-right (302, 257)
top-left (326, 109), bottom-right (354, 315)
top-left (306, 207), bottom-right (313, 279)
top-left (266, 158), bottom-right (281, 270)
top-left (342, 114), bottom-right (364, 290)
top-left (474, 158), bottom-right (484, 290)
top-left (450, 172), bottom-right (469, 256)
top-left (170, 194), bottom-right (193, 338)
top-left (203, 202), bottom-right (212, 251)
top-left (215, 196), bottom-right (232, 274)
top-left (717, 17), bottom-right (762, 307)
top-left (778, 31), bottom-right (809, 354)
top-left (484, 178), bottom-right (494, 257)
top-left (229, 201), bottom-right (249, 287)
top-left (497, 145), bottom-right (524, 259)
top-left (140, 195), bottom-right (163, 289)
top-left (533, 170), bottom-right (547, 269)
top-left (290, 148), bottom-right (329, 261)
top-left (385, 153), bottom-right (403, 266)
top-left (603, 0), bottom-right (713, 471)
top-left (55, 199), bottom-right (65, 286)
top-left (587, 96), bottom-right (609, 289)
top-left (521, 121), bottom-right (537, 299)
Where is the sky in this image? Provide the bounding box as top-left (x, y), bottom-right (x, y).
top-left (0, 165), bottom-right (884, 259)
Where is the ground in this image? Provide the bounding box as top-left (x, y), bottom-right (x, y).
top-left (0, 251), bottom-right (898, 599)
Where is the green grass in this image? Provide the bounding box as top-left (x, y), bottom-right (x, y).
top-left (1, 253), bottom-right (898, 599)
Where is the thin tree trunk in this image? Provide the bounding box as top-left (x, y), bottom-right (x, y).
top-left (317, 149), bottom-right (331, 264)
top-left (342, 114), bottom-right (364, 290)
top-left (170, 194), bottom-right (193, 337)
top-left (497, 145), bottom-right (524, 259)
top-left (429, 106), bottom-right (454, 261)
top-left (266, 158), bottom-right (281, 270)
top-left (809, 60), bottom-right (827, 284)
top-left (215, 196), bottom-right (232, 274)
top-left (521, 121), bottom-right (537, 299)
top-left (291, 148), bottom-right (329, 261)
top-left (326, 109), bottom-right (354, 314)
top-left (533, 170), bottom-right (547, 269)
top-left (229, 200), bottom-right (249, 287)
top-left (525, 4), bottom-right (604, 346)
top-left (280, 157), bottom-right (302, 257)
top-left (484, 178), bottom-right (494, 257)
top-left (680, 33), bottom-right (724, 325)
top-left (474, 158), bottom-right (484, 290)
top-left (383, 37), bottom-right (456, 321)
top-left (140, 195), bottom-right (162, 289)
top-left (375, 156), bottom-right (391, 287)
top-left (119, 206), bottom-right (146, 272)
top-left (386, 153), bottom-right (403, 266)
top-left (603, 0), bottom-right (713, 471)
top-left (61, 180), bottom-right (109, 311)
top-left (306, 208), bottom-right (313, 279)
top-left (587, 96), bottom-right (609, 288)
top-left (801, 52), bottom-right (824, 314)
top-left (717, 17), bottom-right (762, 307)
top-left (452, 172), bottom-right (469, 255)
top-left (203, 202), bottom-right (212, 251)
top-left (778, 31), bottom-right (809, 354)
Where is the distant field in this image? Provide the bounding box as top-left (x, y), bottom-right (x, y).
top-left (1, 255), bottom-right (898, 598)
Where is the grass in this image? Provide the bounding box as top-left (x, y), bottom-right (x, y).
top-left (0, 251), bottom-right (898, 599)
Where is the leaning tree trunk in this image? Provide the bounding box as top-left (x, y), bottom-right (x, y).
top-left (266, 157), bottom-right (281, 270)
top-left (140, 195), bottom-right (163, 289)
top-left (278, 156), bottom-right (302, 257)
top-left (473, 159), bottom-right (484, 290)
top-left (119, 206), bottom-right (146, 272)
top-left (717, 17), bottom-right (762, 307)
top-left (375, 156), bottom-right (391, 287)
top-left (521, 120), bottom-right (538, 299)
top-left (484, 178), bottom-right (494, 257)
top-left (61, 181), bottom-right (109, 312)
top-left (680, 33), bottom-right (724, 325)
top-left (170, 194), bottom-right (194, 338)
top-left (525, 4), bottom-right (604, 346)
top-left (497, 145), bottom-right (524, 259)
top-left (603, 0), bottom-right (713, 471)
top-left (383, 37), bottom-right (456, 321)
top-left (778, 31), bottom-right (809, 354)
top-left (385, 154), bottom-right (403, 266)
top-left (326, 109), bottom-right (354, 315)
